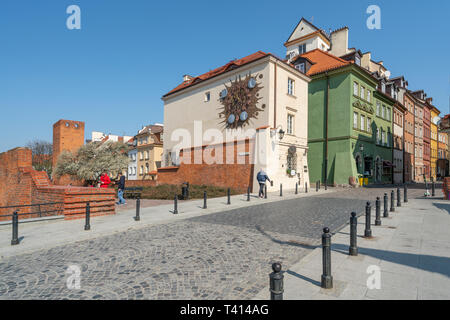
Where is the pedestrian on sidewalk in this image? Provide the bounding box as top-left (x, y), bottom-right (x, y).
top-left (257, 169), bottom-right (271, 198)
top-left (116, 173), bottom-right (126, 205)
top-left (100, 171), bottom-right (111, 188)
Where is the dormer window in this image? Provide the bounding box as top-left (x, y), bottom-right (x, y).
top-left (298, 44), bottom-right (306, 54)
top-left (295, 63), bottom-right (305, 73)
top-left (381, 82), bottom-right (386, 93)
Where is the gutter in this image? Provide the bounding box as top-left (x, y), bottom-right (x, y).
top-left (324, 72), bottom-right (329, 188)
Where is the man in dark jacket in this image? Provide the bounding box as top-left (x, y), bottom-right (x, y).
top-left (256, 169), bottom-right (271, 198)
top-left (116, 173), bottom-right (126, 205)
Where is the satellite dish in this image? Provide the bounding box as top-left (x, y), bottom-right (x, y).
top-left (432, 116), bottom-right (441, 125)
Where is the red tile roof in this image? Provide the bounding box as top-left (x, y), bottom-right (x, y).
top-left (163, 51), bottom-right (270, 98)
top-left (299, 49), bottom-right (350, 76)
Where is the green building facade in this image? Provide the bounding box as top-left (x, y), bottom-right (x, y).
top-left (307, 64), bottom-right (394, 185)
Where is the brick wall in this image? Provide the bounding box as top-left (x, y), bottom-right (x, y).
top-left (0, 147), bottom-right (115, 221)
top-left (157, 139), bottom-right (255, 193)
top-left (0, 148), bottom-right (33, 217)
top-left (125, 180), bottom-right (157, 188)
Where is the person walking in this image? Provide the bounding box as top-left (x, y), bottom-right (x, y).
top-left (116, 173), bottom-right (126, 205)
top-left (100, 171), bottom-right (111, 188)
top-left (257, 169), bottom-right (271, 198)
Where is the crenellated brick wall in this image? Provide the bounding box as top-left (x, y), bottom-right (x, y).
top-left (0, 148), bottom-right (115, 221)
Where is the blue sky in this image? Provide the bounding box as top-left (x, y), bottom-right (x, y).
top-left (1, 0), bottom-right (449, 152)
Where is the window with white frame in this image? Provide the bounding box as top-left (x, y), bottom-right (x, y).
top-left (382, 105), bottom-right (386, 118)
top-left (287, 114), bottom-right (294, 135)
top-left (353, 82), bottom-right (358, 96)
top-left (288, 78), bottom-right (294, 95)
top-left (387, 108), bottom-right (391, 121)
top-left (376, 102), bottom-right (380, 116)
top-left (367, 117), bottom-right (371, 132)
top-left (204, 91), bottom-right (210, 102)
top-left (360, 86), bottom-right (365, 100)
top-left (353, 112), bottom-right (358, 129)
top-left (297, 63), bottom-right (305, 73)
top-left (367, 90), bottom-right (371, 102)
top-left (298, 43), bottom-right (306, 54)
top-left (360, 114), bottom-right (365, 131)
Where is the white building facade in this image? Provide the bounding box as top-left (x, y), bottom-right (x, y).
top-left (161, 51), bottom-right (311, 191)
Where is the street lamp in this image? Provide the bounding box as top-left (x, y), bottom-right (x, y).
top-left (270, 126), bottom-right (285, 140)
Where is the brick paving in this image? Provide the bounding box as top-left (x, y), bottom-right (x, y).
top-left (0, 185), bottom-right (430, 299)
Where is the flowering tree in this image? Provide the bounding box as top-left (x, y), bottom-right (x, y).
top-left (54, 141), bottom-right (129, 186)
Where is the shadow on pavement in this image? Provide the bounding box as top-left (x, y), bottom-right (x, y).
top-left (286, 269), bottom-right (321, 287)
top-left (331, 243), bottom-right (450, 278)
top-left (255, 225), bottom-right (318, 250)
top-left (433, 202), bottom-right (450, 215)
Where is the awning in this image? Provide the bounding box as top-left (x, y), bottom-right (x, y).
top-left (383, 160), bottom-right (395, 168)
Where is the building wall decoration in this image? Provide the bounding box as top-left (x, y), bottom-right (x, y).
top-left (219, 74), bottom-right (263, 129)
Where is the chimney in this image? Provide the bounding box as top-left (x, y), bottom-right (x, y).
top-left (426, 97), bottom-right (433, 104)
top-left (329, 27), bottom-right (349, 57)
top-left (183, 74), bottom-right (193, 82)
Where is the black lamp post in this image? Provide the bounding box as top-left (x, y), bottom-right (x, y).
top-left (360, 144), bottom-right (365, 185)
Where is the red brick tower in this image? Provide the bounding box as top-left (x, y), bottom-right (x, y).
top-left (52, 120), bottom-right (85, 185)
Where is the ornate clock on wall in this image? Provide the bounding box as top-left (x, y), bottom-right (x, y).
top-left (219, 73), bottom-right (264, 129)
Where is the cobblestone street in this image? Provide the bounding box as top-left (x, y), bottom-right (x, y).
top-left (0, 186), bottom-right (428, 299)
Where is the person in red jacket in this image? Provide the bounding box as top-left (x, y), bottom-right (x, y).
top-left (100, 172), bottom-right (111, 188)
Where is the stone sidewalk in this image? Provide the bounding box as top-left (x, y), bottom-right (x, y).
top-left (0, 186), bottom-right (335, 259)
top-left (253, 195), bottom-right (450, 300)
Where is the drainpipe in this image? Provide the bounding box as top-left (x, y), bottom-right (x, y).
top-left (274, 62), bottom-right (277, 129)
top-left (324, 73), bottom-right (329, 188)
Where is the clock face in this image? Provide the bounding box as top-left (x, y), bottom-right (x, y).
top-left (219, 74), bottom-right (263, 129)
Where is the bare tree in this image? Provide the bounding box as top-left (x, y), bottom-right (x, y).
top-left (26, 140), bottom-right (53, 175)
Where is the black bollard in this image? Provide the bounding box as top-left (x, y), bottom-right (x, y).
top-left (269, 263), bottom-right (284, 300)
top-left (135, 197), bottom-right (141, 221)
top-left (321, 227), bottom-right (333, 289)
top-left (264, 184), bottom-right (267, 199)
top-left (11, 211), bottom-right (19, 245)
top-left (227, 188), bottom-right (231, 205)
top-left (280, 184), bottom-right (283, 197)
top-left (247, 187), bottom-right (251, 201)
top-left (318, 181), bottom-right (320, 190)
top-left (397, 188), bottom-right (401, 207)
top-left (390, 190), bottom-right (395, 212)
top-left (173, 194), bottom-right (178, 214)
top-left (203, 191), bottom-right (207, 209)
top-left (404, 184), bottom-right (408, 203)
top-left (432, 180), bottom-right (435, 197)
top-left (316, 181), bottom-right (319, 192)
top-left (375, 197), bottom-right (381, 226)
top-left (84, 202), bottom-right (91, 231)
top-left (383, 193), bottom-right (389, 218)
top-left (295, 183), bottom-right (298, 195)
top-left (364, 202), bottom-right (372, 238)
top-left (305, 182), bottom-right (308, 193)
top-left (349, 212), bottom-right (358, 256)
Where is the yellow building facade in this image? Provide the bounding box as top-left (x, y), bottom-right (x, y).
top-left (136, 124), bottom-right (164, 180)
top-left (430, 107), bottom-right (440, 180)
